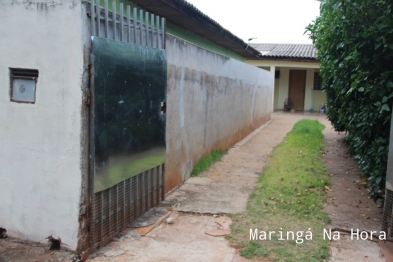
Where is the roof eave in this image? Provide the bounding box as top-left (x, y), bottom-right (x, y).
top-left (248, 56), bottom-right (318, 62)
top-left (129, 0), bottom-right (260, 59)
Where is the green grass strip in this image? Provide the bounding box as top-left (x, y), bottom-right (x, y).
top-left (227, 119), bottom-right (331, 262)
top-left (95, 149), bottom-right (166, 192)
top-left (191, 149), bottom-right (224, 177)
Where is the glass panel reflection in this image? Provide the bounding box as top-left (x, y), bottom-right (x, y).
top-left (92, 37), bottom-right (167, 192)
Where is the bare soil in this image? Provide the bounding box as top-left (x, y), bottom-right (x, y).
top-left (0, 237), bottom-right (77, 262)
top-left (322, 125), bottom-right (386, 261)
top-left (0, 112), bottom-right (387, 262)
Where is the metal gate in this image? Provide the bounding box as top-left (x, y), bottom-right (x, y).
top-left (88, 0), bottom-right (167, 249)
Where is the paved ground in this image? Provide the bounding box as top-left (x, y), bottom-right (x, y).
top-left (86, 112), bottom-right (336, 262)
top-left (162, 113), bottom-right (329, 215)
top-left (322, 126), bottom-right (388, 261)
top-left (86, 112), bottom-right (388, 262)
top-left (0, 112), bottom-right (389, 261)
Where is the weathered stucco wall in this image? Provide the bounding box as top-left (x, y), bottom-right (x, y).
top-left (165, 34), bottom-right (272, 193)
top-left (0, 0), bottom-right (84, 250)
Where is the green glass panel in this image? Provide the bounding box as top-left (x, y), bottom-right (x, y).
top-left (91, 37), bottom-right (166, 192)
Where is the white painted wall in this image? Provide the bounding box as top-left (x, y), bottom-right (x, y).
top-left (274, 76), bottom-right (280, 109)
top-left (313, 90), bottom-right (326, 112)
top-left (253, 65), bottom-right (324, 111)
top-left (247, 60), bottom-right (324, 111)
top-left (304, 68), bottom-right (314, 110)
top-left (0, 0), bottom-right (84, 250)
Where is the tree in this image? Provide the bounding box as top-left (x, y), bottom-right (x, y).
top-left (306, 0), bottom-right (393, 200)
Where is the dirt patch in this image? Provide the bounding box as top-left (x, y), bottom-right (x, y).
top-left (322, 125), bottom-right (385, 261)
top-left (0, 237), bottom-right (77, 262)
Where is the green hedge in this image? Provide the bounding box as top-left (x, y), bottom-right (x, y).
top-left (306, 0), bottom-right (393, 200)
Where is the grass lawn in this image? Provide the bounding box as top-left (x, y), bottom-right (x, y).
top-left (191, 149), bottom-right (224, 177)
top-left (95, 148), bottom-right (166, 192)
top-left (227, 119), bottom-right (331, 262)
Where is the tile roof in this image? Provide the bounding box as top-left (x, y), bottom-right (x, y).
top-left (250, 44), bottom-right (317, 59)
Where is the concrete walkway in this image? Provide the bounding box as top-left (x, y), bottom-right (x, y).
top-left (162, 113), bottom-right (328, 214)
top-left (0, 112), bottom-right (386, 262)
top-left (87, 112), bottom-right (329, 262)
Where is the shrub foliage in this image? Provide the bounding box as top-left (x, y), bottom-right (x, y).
top-left (306, 0), bottom-right (393, 199)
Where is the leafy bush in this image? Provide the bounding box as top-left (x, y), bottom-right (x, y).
top-left (306, 0), bottom-right (393, 200)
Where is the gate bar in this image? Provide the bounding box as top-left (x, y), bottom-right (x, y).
top-left (120, 4), bottom-right (124, 42)
top-left (104, 0), bottom-right (109, 38)
top-left (91, 0), bottom-right (96, 36)
top-left (112, 0), bottom-right (116, 40)
top-left (139, 10), bottom-right (143, 45)
top-left (127, 6), bottom-right (131, 43)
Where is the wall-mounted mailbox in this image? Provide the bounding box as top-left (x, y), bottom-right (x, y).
top-left (10, 68), bottom-right (39, 103)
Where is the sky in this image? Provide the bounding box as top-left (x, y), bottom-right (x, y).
top-left (185, 0), bottom-right (321, 44)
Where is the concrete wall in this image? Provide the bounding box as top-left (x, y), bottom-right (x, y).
top-left (0, 0), bottom-right (84, 250)
top-left (166, 23), bottom-right (244, 61)
top-left (165, 34), bottom-right (272, 193)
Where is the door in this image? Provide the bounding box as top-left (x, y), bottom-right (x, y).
top-left (288, 70), bottom-right (306, 111)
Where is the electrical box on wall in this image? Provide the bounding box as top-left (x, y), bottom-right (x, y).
top-left (10, 68), bottom-right (39, 103)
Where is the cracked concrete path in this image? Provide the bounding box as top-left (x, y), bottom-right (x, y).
top-left (87, 112), bottom-right (329, 262)
top-left (1, 113), bottom-right (388, 262)
top-left (161, 113), bottom-right (328, 214)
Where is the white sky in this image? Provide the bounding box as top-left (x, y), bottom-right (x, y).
top-left (185, 0), bottom-right (321, 44)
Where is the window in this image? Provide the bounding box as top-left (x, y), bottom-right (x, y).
top-left (275, 70), bottom-right (280, 79)
top-left (10, 68), bottom-right (39, 103)
top-left (313, 72), bottom-right (322, 90)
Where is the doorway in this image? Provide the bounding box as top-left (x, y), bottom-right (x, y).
top-left (288, 70), bottom-right (306, 111)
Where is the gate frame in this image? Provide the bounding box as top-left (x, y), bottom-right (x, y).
top-left (84, 0), bottom-right (167, 254)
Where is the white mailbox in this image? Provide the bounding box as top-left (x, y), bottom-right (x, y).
top-left (10, 68), bottom-right (38, 103)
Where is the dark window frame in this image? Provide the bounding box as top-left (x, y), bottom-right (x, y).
top-left (313, 72), bottom-right (322, 90)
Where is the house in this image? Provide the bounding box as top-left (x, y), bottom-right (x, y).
top-left (0, 0), bottom-right (272, 257)
top-left (246, 44), bottom-right (325, 112)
